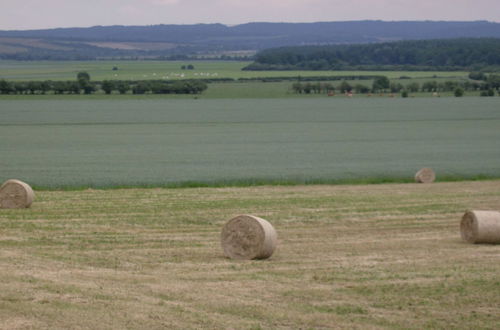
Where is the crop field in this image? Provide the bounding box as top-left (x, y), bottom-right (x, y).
top-left (1, 97), bottom-right (499, 188)
top-left (0, 181), bottom-right (499, 328)
top-left (1, 60), bottom-right (499, 330)
top-left (0, 60), bottom-right (470, 81)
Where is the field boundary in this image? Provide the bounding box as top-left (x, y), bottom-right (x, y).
top-left (27, 175), bottom-right (500, 191)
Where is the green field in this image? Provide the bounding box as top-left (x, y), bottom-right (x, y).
top-left (1, 181), bottom-right (499, 328)
top-left (1, 97), bottom-right (499, 188)
top-left (0, 60), bottom-right (470, 81)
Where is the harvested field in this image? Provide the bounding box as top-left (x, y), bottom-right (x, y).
top-left (1, 181), bottom-right (499, 329)
top-left (85, 42), bottom-right (176, 51)
top-left (0, 37), bottom-right (73, 51)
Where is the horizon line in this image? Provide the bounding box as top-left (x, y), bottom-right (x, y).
top-left (1, 19), bottom-right (499, 32)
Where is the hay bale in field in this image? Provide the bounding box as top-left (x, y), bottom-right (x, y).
top-left (461, 210), bottom-right (500, 244)
top-left (221, 215), bottom-right (277, 260)
top-left (415, 168), bottom-right (436, 183)
top-left (0, 179), bottom-right (35, 209)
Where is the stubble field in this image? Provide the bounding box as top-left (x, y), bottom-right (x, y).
top-left (1, 180), bottom-right (499, 329)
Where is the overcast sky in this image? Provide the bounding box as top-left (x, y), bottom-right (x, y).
top-left (1, 0), bottom-right (500, 30)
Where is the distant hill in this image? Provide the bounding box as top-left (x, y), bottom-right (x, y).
top-left (243, 38), bottom-right (500, 71)
top-left (2, 21), bottom-right (500, 60)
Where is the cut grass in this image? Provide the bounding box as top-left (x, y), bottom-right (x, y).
top-left (1, 181), bottom-right (499, 328)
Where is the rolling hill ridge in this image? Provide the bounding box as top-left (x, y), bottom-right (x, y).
top-left (1, 21), bottom-right (500, 60)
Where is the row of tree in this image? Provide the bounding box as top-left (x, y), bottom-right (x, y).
top-left (244, 38), bottom-right (500, 71)
top-left (0, 72), bottom-right (208, 95)
top-left (291, 75), bottom-right (500, 95)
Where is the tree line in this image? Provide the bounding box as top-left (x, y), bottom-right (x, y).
top-left (291, 74), bottom-right (500, 96)
top-left (244, 38), bottom-right (500, 71)
top-left (0, 72), bottom-right (208, 95)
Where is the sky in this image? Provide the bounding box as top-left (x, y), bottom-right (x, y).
top-left (1, 0), bottom-right (500, 30)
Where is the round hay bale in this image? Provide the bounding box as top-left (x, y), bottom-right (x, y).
top-left (461, 210), bottom-right (500, 244)
top-left (0, 179), bottom-right (35, 209)
top-left (415, 168), bottom-right (436, 183)
top-left (221, 215), bottom-right (277, 260)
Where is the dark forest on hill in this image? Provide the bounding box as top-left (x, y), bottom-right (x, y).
top-left (243, 38), bottom-right (500, 71)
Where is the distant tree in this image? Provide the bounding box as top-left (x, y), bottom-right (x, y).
top-left (185, 80), bottom-right (207, 94)
top-left (482, 89), bottom-right (495, 96)
top-left (311, 82), bottom-right (322, 94)
top-left (354, 83), bottom-right (370, 93)
top-left (101, 80), bottom-right (115, 94)
top-left (322, 82), bottom-right (335, 93)
top-left (406, 82), bottom-right (420, 92)
top-left (390, 82), bottom-right (404, 93)
top-left (372, 76), bottom-right (390, 92)
top-left (443, 81), bottom-right (458, 91)
top-left (77, 71), bottom-right (90, 83)
top-left (77, 71), bottom-right (93, 94)
top-left (421, 81), bottom-right (438, 92)
top-left (40, 81), bottom-right (51, 94)
top-left (151, 82), bottom-right (172, 94)
top-left (116, 82), bottom-right (130, 94)
top-left (14, 82), bottom-right (28, 94)
top-left (292, 82), bottom-right (303, 94)
top-left (468, 72), bottom-right (486, 80)
top-left (68, 81), bottom-right (81, 94)
top-left (83, 84), bottom-right (95, 94)
top-left (52, 81), bottom-right (67, 94)
top-left (454, 87), bottom-right (464, 97)
top-left (132, 81), bottom-right (150, 94)
top-left (0, 79), bottom-right (14, 94)
top-left (112, 66), bottom-right (119, 71)
top-left (339, 80), bottom-right (352, 93)
top-left (302, 83), bottom-right (312, 94)
top-left (26, 81), bottom-right (39, 94)
top-left (488, 74), bottom-right (500, 90)
top-left (187, 64), bottom-right (194, 70)
top-left (401, 90), bottom-right (409, 98)
top-left (181, 65), bottom-right (187, 70)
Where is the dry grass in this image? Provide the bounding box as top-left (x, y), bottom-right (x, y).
top-left (1, 181), bottom-right (499, 329)
top-left (85, 42), bottom-right (176, 51)
top-left (0, 37), bottom-right (73, 51)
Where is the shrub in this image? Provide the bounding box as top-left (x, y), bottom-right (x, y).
top-left (454, 88), bottom-right (464, 97)
top-left (468, 72), bottom-right (486, 81)
top-left (480, 89), bottom-right (495, 97)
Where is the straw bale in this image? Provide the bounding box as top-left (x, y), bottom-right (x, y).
top-left (221, 215), bottom-right (277, 260)
top-left (461, 210), bottom-right (500, 244)
top-left (0, 179), bottom-right (35, 209)
top-left (415, 168), bottom-right (436, 183)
